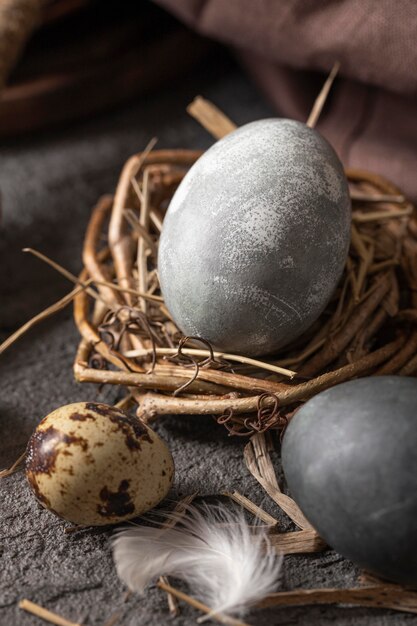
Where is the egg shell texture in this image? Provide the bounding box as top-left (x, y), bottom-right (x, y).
top-left (158, 119), bottom-right (351, 356)
top-left (282, 376), bottom-right (417, 586)
top-left (25, 402), bottom-right (174, 526)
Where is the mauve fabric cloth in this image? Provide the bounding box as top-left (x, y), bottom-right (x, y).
top-left (155, 0), bottom-right (417, 201)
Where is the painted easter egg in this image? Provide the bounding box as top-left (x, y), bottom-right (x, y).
top-left (158, 119), bottom-right (351, 356)
top-left (26, 402), bottom-right (174, 526)
top-left (282, 376), bottom-right (417, 585)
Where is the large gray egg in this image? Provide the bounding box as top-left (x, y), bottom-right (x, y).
top-left (158, 119), bottom-right (351, 356)
top-left (282, 376), bottom-right (417, 585)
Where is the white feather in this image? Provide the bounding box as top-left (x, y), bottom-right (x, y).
top-left (112, 503), bottom-right (282, 617)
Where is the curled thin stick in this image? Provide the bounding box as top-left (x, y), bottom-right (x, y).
top-left (18, 599), bottom-right (82, 626)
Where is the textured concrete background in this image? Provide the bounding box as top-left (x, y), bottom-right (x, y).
top-left (0, 60), bottom-right (415, 626)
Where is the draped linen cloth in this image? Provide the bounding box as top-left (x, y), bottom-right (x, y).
top-left (155, 0), bottom-right (417, 201)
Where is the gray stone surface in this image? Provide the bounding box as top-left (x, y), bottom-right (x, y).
top-left (0, 64), bottom-right (414, 626)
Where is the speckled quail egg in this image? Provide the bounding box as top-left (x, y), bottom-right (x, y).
top-left (158, 119), bottom-right (351, 356)
top-left (25, 402), bottom-right (174, 526)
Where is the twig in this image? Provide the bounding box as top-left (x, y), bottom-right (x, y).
top-left (399, 351), bottom-right (417, 376)
top-left (18, 599), bottom-right (82, 626)
top-left (250, 433), bottom-right (280, 490)
top-left (353, 206), bottom-right (413, 223)
top-left (114, 394), bottom-right (135, 411)
top-left (74, 341), bottom-right (227, 395)
top-left (350, 190), bottom-right (405, 204)
top-left (156, 580), bottom-right (251, 626)
top-left (268, 529), bottom-right (326, 555)
top-left (109, 138), bottom-right (158, 306)
top-left (244, 435), bottom-right (313, 530)
top-left (137, 166), bottom-right (152, 313)
top-left (258, 584), bottom-right (417, 614)
top-left (306, 61), bottom-right (340, 128)
top-left (82, 194), bottom-right (123, 307)
top-left (377, 331), bottom-right (417, 374)
top-left (222, 491), bottom-right (278, 527)
top-left (124, 346), bottom-right (296, 378)
top-left (300, 273), bottom-right (391, 376)
top-left (159, 576), bottom-right (180, 617)
top-left (136, 337), bottom-right (403, 419)
top-left (157, 493), bottom-right (198, 616)
top-left (187, 96), bottom-right (237, 139)
top-left (23, 248), bottom-right (101, 304)
top-left (0, 450), bottom-right (26, 478)
top-left (93, 279), bottom-right (163, 303)
top-left (0, 281), bottom-right (91, 356)
top-left (123, 209), bottom-right (158, 257)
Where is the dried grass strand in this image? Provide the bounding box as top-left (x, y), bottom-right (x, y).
top-left (187, 96), bottom-right (237, 139)
top-left (306, 61), bottom-right (340, 128)
top-left (0, 451), bottom-right (26, 479)
top-left (0, 281), bottom-right (90, 356)
top-left (18, 599), bottom-right (82, 626)
top-left (156, 580), bottom-right (250, 626)
top-left (124, 347), bottom-right (296, 378)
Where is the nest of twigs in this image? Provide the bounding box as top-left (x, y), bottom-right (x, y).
top-left (73, 100), bottom-right (417, 436)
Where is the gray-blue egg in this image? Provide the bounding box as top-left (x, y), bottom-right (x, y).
top-left (158, 119), bottom-right (351, 356)
top-left (282, 376), bottom-right (417, 585)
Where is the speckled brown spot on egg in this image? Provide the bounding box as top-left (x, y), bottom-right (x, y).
top-left (69, 411), bottom-right (96, 421)
top-left (97, 480), bottom-right (135, 518)
top-left (85, 402), bottom-right (152, 450)
top-left (26, 426), bottom-right (88, 475)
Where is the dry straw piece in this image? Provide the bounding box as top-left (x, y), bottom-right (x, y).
top-left (18, 598), bottom-right (82, 626)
